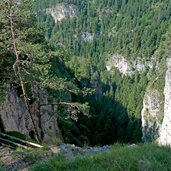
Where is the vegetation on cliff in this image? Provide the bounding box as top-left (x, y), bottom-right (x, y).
top-left (32, 0), bottom-right (171, 145)
top-left (0, 0), bottom-right (171, 146)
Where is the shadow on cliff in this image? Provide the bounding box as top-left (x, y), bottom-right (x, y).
top-left (0, 115), bottom-right (5, 133)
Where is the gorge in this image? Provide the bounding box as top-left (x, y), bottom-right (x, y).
top-left (1, 0), bottom-right (171, 148)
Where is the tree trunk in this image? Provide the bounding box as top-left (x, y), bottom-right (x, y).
top-left (7, 0), bottom-right (41, 142)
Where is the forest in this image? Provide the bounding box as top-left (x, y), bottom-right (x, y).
top-left (0, 0), bottom-right (171, 147)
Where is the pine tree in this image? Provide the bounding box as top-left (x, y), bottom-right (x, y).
top-left (0, 0), bottom-right (44, 141)
top-left (0, 0), bottom-right (90, 142)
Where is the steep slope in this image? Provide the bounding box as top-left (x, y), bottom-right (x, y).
top-left (158, 58), bottom-right (171, 146)
top-left (141, 26), bottom-right (171, 144)
top-left (1, 0), bottom-right (170, 146)
top-left (0, 85), bottom-right (61, 143)
top-left (0, 0), bottom-right (79, 144)
top-left (31, 0), bottom-right (171, 146)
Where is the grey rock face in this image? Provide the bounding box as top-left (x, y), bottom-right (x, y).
top-left (141, 89), bottom-right (163, 142)
top-left (106, 54), bottom-right (157, 76)
top-left (0, 85), bottom-right (29, 134)
top-left (78, 32), bottom-right (94, 43)
top-left (58, 143), bottom-right (110, 159)
top-left (141, 58), bottom-right (171, 146)
top-left (40, 104), bottom-right (61, 143)
top-left (158, 58), bottom-right (171, 146)
top-left (133, 60), bottom-right (145, 72)
top-left (0, 85), bottom-right (61, 143)
top-left (46, 4), bottom-right (77, 23)
top-left (106, 54), bottom-right (133, 76)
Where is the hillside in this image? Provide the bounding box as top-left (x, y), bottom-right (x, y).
top-left (0, 0), bottom-right (171, 148)
top-left (1, 0), bottom-right (171, 170)
top-left (32, 0), bottom-right (171, 146)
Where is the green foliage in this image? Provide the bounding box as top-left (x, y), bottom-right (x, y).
top-left (15, 147), bottom-right (51, 164)
top-left (0, 85), bottom-right (5, 104)
top-left (0, 0), bottom-right (81, 99)
top-left (0, 0), bottom-right (90, 144)
top-left (30, 0), bottom-right (171, 146)
top-left (51, 138), bottom-right (63, 146)
top-left (1, 0), bottom-right (171, 146)
top-left (30, 144), bottom-right (171, 171)
top-left (6, 131), bottom-right (27, 140)
top-left (34, 0), bottom-right (171, 61)
top-left (0, 168), bottom-right (5, 171)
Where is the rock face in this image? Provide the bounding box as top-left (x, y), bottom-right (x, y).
top-left (133, 60), bottom-right (146, 72)
top-left (46, 4), bottom-right (77, 23)
top-left (141, 58), bottom-right (171, 146)
top-left (106, 54), bottom-right (133, 76)
top-left (141, 89), bottom-right (163, 141)
top-left (59, 143), bottom-right (110, 159)
top-left (158, 58), bottom-right (171, 146)
top-left (0, 85), bottom-right (61, 143)
top-left (0, 85), bottom-right (29, 134)
top-left (40, 104), bottom-right (61, 143)
top-left (106, 54), bottom-right (156, 76)
top-left (78, 32), bottom-right (94, 43)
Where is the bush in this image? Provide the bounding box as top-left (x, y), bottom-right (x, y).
top-left (6, 131), bottom-right (27, 140)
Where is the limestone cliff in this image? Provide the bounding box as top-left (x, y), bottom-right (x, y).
top-left (106, 54), bottom-right (156, 76)
top-left (0, 85), bottom-right (61, 143)
top-left (46, 4), bottom-right (77, 23)
top-left (158, 58), bottom-right (171, 146)
top-left (78, 32), bottom-right (94, 43)
top-left (141, 89), bottom-right (163, 141)
top-left (106, 54), bottom-right (133, 76)
top-left (141, 58), bottom-right (171, 146)
top-left (0, 85), bottom-right (29, 134)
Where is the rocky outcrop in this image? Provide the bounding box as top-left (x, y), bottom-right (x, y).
top-left (0, 85), bottom-right (61, 143)
top-left (141, 89), bottom-right (163, 142)
top-left (141, 58), bottom-right (171, 146)
top-left (158, 58), bottom-right (171, 146)
top-left (46, 4), bottom-right (77, 23)
top-left (0, 85), bottom-right (29, 134)
top-left (78, 32), bottom-right (94, 43)
top-left (59, 143), bottom-right (109, 159)
top-left (106, 54), bottom-right (133, 76)
top-left (40, 104), bottom-right (61, 143)
top-left (106, 54), bottom-right (156, 76)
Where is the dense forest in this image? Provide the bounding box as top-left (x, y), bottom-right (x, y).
top-left (0, 0), bottom-right (171, 146)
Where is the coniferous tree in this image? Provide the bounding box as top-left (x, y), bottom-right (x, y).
top-left (0, 0), bottom-right (89, 142)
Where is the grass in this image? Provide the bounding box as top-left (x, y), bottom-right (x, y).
top-left (5, 131), bottom-right (27, 140)
top-left (0, 167), bottom-right (5, 171)
top-left (30, 143), bottom-right (171, 171)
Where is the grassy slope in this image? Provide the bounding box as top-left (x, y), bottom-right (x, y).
top-left (31, 144), bottom-right (171, 171)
